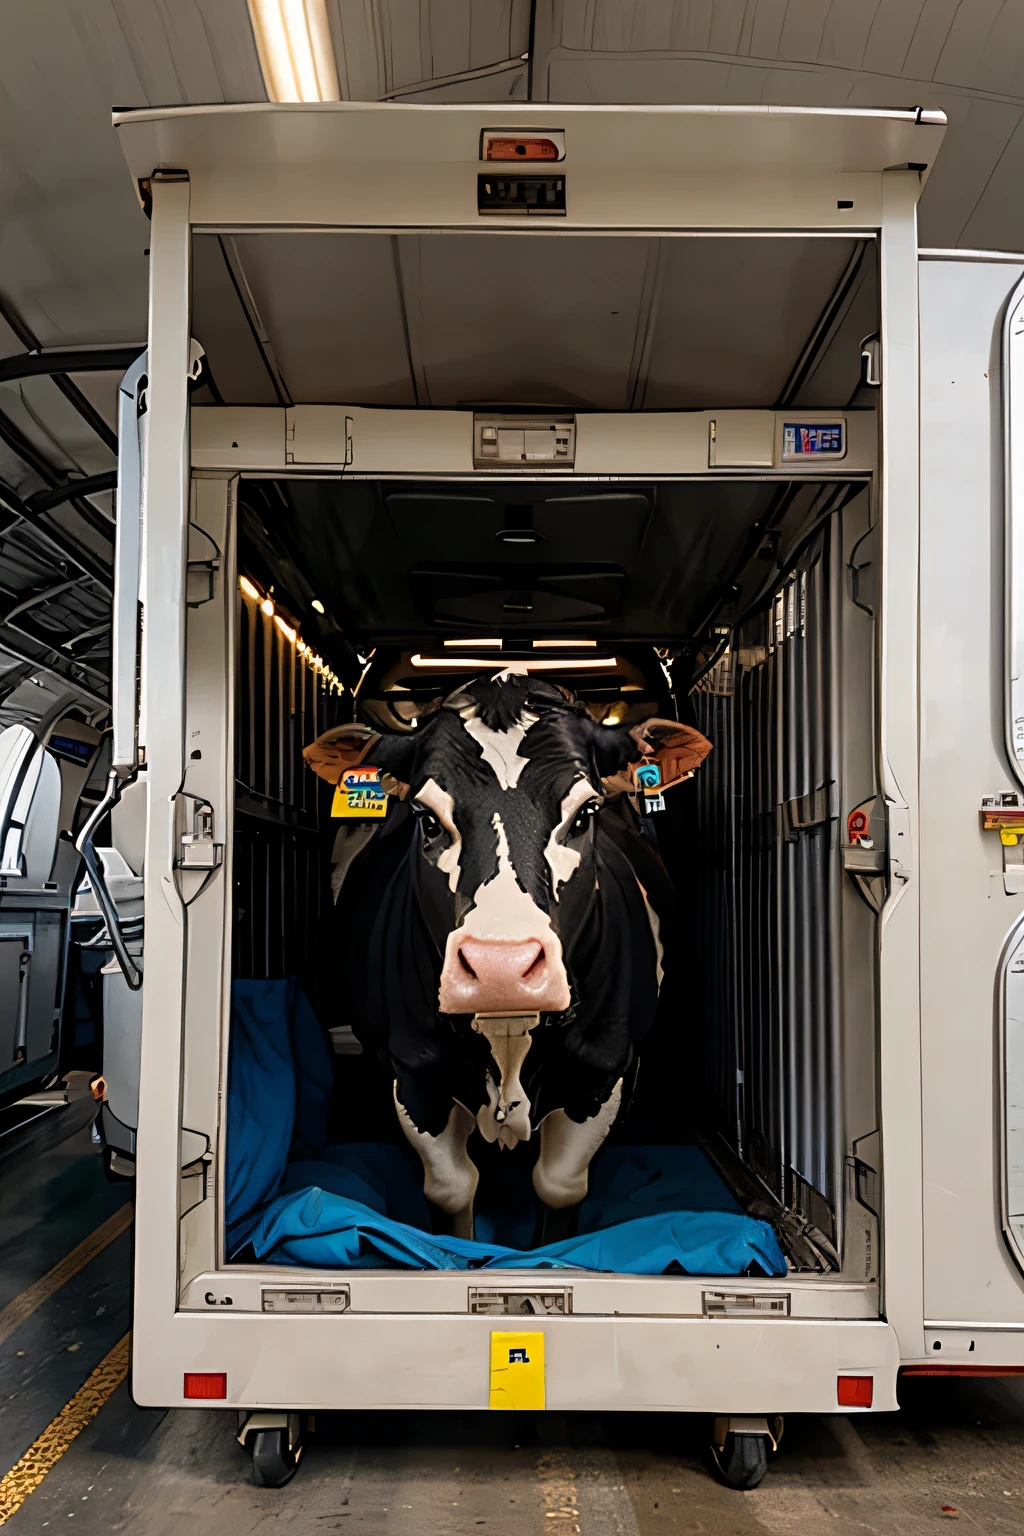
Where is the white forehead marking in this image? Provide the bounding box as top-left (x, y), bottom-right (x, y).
top-left (416, 778), bottom-right (462, 893)
top-left (459, 812), bottom-right (556, 942)
top-left (463, 713), bottom-right (535, 790)
top-left (544, 778), bottom-right (599, 899)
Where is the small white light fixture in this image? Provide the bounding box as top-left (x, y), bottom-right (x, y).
top-left (260, 597), bottom-right (275, 617)
top-left (311, 598), bottom-right (325, 614)
top-left (410, 655), bottom-right (616, 671)
top-left (239, 575), bottom-right (260, 601)
top-left (247, 0), bottom-right (341, 103)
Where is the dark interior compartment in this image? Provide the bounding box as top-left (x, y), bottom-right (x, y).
top-left (227, 469), bottom-right (873, 1276)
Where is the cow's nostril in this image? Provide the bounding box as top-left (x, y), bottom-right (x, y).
top-left (521, 946), bottom-right (546, 980)
top-left (457, 948), bottom-right (478, 979)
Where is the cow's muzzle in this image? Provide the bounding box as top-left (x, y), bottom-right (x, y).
top-left (438, 934), bottom-right (571, 1015)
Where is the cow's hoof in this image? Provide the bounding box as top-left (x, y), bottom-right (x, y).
top-left (250, 1426), bottom-right (303, 1488)
top-left (709, 1430), bottom-right (770, 1490)
top-left (533, 1202), bottom-right (580, 1247)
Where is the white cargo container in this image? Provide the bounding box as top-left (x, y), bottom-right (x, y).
top-left (94, 100), bottom-right (1024, 1487)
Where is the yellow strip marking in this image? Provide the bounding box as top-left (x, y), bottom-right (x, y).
top-left (0, 1204), bottom-right (133, 1349)
top-left (0, 1332), bottom-right (130, 1525)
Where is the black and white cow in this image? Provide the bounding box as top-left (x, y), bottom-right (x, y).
top-left (304, 668), bottom-right (712, 1239)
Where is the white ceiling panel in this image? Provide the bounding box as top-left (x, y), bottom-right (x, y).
top-left (193, 229), bottom-right (866, 412)
top-left (641, 237), bottom-right (860, 410)
top-left (407, 234), bottom-right (654, 409)
top-left (228, 234), bottom-right (418, 405)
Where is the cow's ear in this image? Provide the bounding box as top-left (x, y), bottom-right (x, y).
top-left (628, 718), bottom-right (713, 791)
top-left (303, 724), bottom-right (379, 784)
top-left (303, 723), bottom-right (419, 797)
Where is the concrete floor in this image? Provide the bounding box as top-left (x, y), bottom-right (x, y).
top-left (3, 1132), bottom-right (1023, 1535)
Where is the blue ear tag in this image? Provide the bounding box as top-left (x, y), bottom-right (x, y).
top-left (633, 760), bottom-right (662, 792)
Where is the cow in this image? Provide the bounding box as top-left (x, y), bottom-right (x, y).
top-left (304, 667), bottom-right (712, 1241)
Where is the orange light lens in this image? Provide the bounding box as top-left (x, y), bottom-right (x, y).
top-left (837, 1374), bottom-right (873, 1408)
top-left (184, 1371), bottom-right (227, 1399)
top-left (485, 137), bottom-right (559, 161)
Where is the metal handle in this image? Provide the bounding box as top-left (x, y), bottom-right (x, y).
top-left (112, 352), bottom-right (148, 776)
top-left (75, 768), bottom-right (143, 991)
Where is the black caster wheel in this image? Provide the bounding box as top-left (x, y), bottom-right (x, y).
top-left (710, 1431), bottom-right (769, 1490)
top-left (251, 1425), bottom-right (303, 1488)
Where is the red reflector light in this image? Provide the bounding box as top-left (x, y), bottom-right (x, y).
top-left (485, 137), bottom-right (559, 161)
top-left (837, 1374), bottom-right (873, 1408)
top-left (184, 1371), bottom-right (227, 1400)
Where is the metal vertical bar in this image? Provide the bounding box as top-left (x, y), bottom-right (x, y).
top-left (132, 172), bottom-right (191, 1396)
top-left (878, 169), bottom-right (925, 1357)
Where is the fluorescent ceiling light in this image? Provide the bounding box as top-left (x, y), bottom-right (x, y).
top-left (443, 638), bottom-right (502, 648)
top-left (410, 655), bottom-right (617, 671)
top-left (247, 0), bottom-right (340, 102)
top-left (532, 639), bottom-right (598, 648)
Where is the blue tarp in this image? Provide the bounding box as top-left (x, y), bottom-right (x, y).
top-left (226, 978), bottom-right (786, 1277)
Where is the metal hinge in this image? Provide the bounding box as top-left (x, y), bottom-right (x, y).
top-left (177, 798), bottom-right (223, 872)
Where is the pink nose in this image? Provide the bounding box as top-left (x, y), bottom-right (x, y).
top-left (438, 936), bottom-right (571, 1015)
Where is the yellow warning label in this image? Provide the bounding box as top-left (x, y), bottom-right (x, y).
top-left (489, 1330), bottom-right (545, 1411)
top-left (331, 766), bottom-right (388, 819)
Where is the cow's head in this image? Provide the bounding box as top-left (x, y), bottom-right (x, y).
top-left (304, 670), bottom-right (711, 1018)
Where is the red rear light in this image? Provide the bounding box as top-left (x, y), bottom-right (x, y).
top-left (837, 1374), bottom-right (873, 1408)
top-left (184, 1371), bottom-right (227, 1400)
top-left (485, 137), bottom-right (560, 161)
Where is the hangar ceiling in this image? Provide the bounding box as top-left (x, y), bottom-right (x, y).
top-left (2, 0), bottom-right (1024, 720)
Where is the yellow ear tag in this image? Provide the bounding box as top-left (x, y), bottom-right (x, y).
top-left (331, 765), bottom-right (388, 819)
top-left (489, 1331), bottom-right (545, 1410)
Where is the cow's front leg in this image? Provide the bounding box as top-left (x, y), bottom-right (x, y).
top-left (394, 1085), bottom-right (478, 1241)
top-left (531, 1079), bottom-right (623, 1244)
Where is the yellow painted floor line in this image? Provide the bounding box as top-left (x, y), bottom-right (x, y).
top-left (0, 1332), bottom-right (130, 1525)
top-left (0, 1203), bottom-right (133, 1350)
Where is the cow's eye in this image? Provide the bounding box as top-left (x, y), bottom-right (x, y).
top-left (567, 801), bottom-right (599, 838)
top-left (413, 805), bottom-right (442, 839)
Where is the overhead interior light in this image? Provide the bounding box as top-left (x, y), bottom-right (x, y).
top-left (311, 598), bottom-right (326, 614)
top-left (274, 615), bottom-right (296, 643)
top-left (443, 638), bottom-right (502, 648)
top-left (260, 597), bottom-right (275, 617)
top-left (247, 0), bottom-right (341, 103)
top-left (604, 712), bottom-right (622, 726)
top-left (410, 655), bottom-right (616, 671)
top-left (239, 576), bottom-right (260, 600)
top-left (533, 639), bottom-right (598, 649)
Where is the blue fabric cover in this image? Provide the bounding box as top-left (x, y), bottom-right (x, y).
top-left (226, 979), bottom-right (786, 1276)
top-left (247, 1185), bottom-right (785, 1275)
top-left (226, 978), bottom-right (334, 1250)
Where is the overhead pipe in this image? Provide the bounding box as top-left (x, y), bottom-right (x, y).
top-left (0, 347), bottom-right (142, 387)
top-left (24, 471), bottom-right (117, 519)
top-left (0, 294), bottom-right (124, 453)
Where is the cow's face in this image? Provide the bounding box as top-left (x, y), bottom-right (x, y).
top-left (305, 672), bottom-right (712, 1017)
